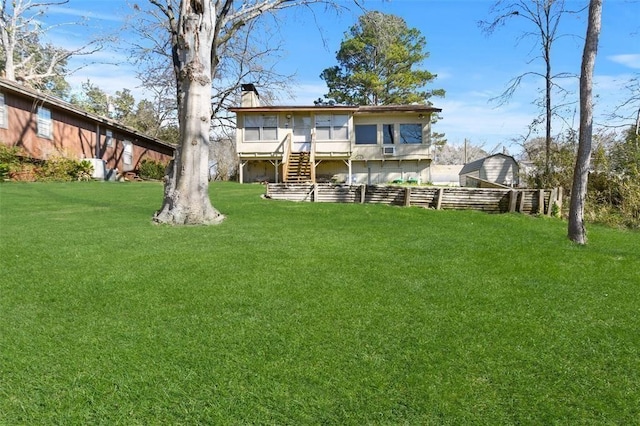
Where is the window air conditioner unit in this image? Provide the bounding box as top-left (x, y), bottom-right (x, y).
top-left (383, 146), bottom-right (395, 156)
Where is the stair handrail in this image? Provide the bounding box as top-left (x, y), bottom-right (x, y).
top-left (310, 130), bottom-right (316, 183)
top-left (281, 132), bottom-right (292, 183)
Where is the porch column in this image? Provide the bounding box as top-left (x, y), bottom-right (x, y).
top-left (342, 159), bottom-right (353, 184)
top-left (268, 159), bottom-right (279, 183)
top-left (95, 124), bottom-right (101, 158)
top-left (239, 160), bottom-right (248, 184)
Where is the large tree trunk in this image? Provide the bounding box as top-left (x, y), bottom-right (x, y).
top-left (1, 9), bottom-right (16, 81)
top-left (544, 35), bottom-right (552, 186)
top-left (568, 0), bottom-right (602, 244)
top-left (3, 47), bottom-right (15, 81)
top-left (153, 1), bottom-right (224, 225)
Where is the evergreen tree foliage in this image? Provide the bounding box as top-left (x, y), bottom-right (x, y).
top-left (320, 11), bottom-right (444, 106)
top-left (69, 82), bottom-right (178, 144)
top-left (69, 80), bottom-right (109, 116)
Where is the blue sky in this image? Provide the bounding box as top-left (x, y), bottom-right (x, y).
top-left (44, 0), bottom-right (639, 153)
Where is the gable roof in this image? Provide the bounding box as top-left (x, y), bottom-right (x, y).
top-left (0, 78), bottom-right (176, 155)
top-left (459, 153), bottom-right (518, 175)
top-left (229, 104), bottom-right (442, 115)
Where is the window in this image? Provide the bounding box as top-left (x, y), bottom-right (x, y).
top-left (315, 114), bottom-right (348, 140)
top-left (244, 114), bottom-right (278, 141)
top-left (262, 115), bottom-right (278, 140)
top-left (37, 106), bottom-right (52, 139)
top-left (106, 129), bottom-right (113, 147)
top-left (355, 124), bottom-right (377, 145)
top-left (123, 140), bottom-right (133, 165)
top-left (383, 124), bottom-right (394, 144)
top-left (0, 94), bottom-right (7, 129)
top-left (399, 123), bottom-right (422, 144)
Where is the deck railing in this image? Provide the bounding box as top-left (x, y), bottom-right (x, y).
top-left (310, 131), bottom-right (316, 183)
top-left (265, 183), bottom-right (563, 216)
top-left (281, 132), bottom-right (293, 183)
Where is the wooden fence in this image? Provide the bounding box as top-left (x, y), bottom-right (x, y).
top-left (265, 183), bottom-right (563, 216)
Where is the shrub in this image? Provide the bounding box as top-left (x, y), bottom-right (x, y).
top-left (138, 159), bottom-right (166, 180)
top-left (0, 145), bottom-right (21, 181)
top-left (37, 157), bottom-right (93, 181)
top-left (585, 172), bottom-right (640, 229)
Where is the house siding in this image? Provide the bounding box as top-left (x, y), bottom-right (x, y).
top-left (0, 79), bottom-right (174, 176)
top-left (233, 103), bottom-right (440, 184)
top-left (482, 157), bottom-right (517, 186)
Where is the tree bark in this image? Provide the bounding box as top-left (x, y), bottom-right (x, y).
top-left (150, 0), bottom-right (337, 225)
top-left (1, 3), bottom-right (19, 81)
top-left (544, 19), bottom-right (552, 186)
top-left (568, 0), bottom-right (602, 244)
top-left (153, 0), bottom-right (224, 225)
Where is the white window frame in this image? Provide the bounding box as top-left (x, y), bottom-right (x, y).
top-left (243, 114), bottom-right (278, 142)
top-left (315, 114), bottom-right (349, 141)
top-left (106, 129), bottom-right (113, 147)
top-left (123, 140), bottom-right (133, 165)
top-left (37, 106), bottom-right (53, 139)
top-left (0, 93), bottom-right (7, 129)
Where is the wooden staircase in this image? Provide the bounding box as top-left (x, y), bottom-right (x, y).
top-left (284, 151), bottom-right (312, 182)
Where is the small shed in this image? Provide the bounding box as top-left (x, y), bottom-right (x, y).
top-left (459, 153), bottom-right (519, 187)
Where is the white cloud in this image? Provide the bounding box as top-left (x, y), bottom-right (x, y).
top-left (434, 98), bottom-right (537, 149)
top-left (66, 61), bottom-right (148, 100)
top-left (289, 82), bottom-right (329, 104)
top-left (608, 54), bottom-right (640, 70)
top-left (49, 6), bottom-right (128, 23)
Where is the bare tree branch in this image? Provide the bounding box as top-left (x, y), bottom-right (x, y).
top-left (480, 0), bottom-right (586, 187)
top-left (0, 0), bottom-right (107, 95)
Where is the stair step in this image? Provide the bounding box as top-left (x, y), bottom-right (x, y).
top-left (284, 151), bottom-right (313, 183)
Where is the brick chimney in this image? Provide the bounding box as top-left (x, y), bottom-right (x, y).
top-left (241, 83), bottom-right (260, 107)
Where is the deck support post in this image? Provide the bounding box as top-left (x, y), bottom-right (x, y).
top-left (238, 160), bottom-right (248, 184)
top-left (547, 188), bottom-right (557, 216)
top-left (538, 189), bottom-right (545, 214)
top-left (268, 159), bottom-right (279, 183)
top-left (436, 187), bottom-right (444, 210)
top-left (509, 189), bottom-right (518, 213)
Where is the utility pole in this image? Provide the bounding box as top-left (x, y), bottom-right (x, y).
top-left (464, 138), bottom-right (468, 164)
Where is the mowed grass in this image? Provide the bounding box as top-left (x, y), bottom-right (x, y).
top-left (1, 181), bottom-right (639, 424)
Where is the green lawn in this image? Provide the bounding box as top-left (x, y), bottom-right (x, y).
top-left (1, 181), bottom-right (639, 424)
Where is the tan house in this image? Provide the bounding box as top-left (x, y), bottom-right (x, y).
top-left (0, 78), bottom-right (175, 178)
top-left (230, 84), bottom-right (442, 185)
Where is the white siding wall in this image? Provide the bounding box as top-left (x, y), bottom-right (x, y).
top-left (481, 157), bottom-right (518, 186)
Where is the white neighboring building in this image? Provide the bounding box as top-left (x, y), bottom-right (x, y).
top-left (458, 153), bottom-right (520, 188)
top-left (430, 165), bottom-right (464, 186)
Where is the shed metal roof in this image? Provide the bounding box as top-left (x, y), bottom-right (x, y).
top-left (459, 153), bottom-right (518, 175)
